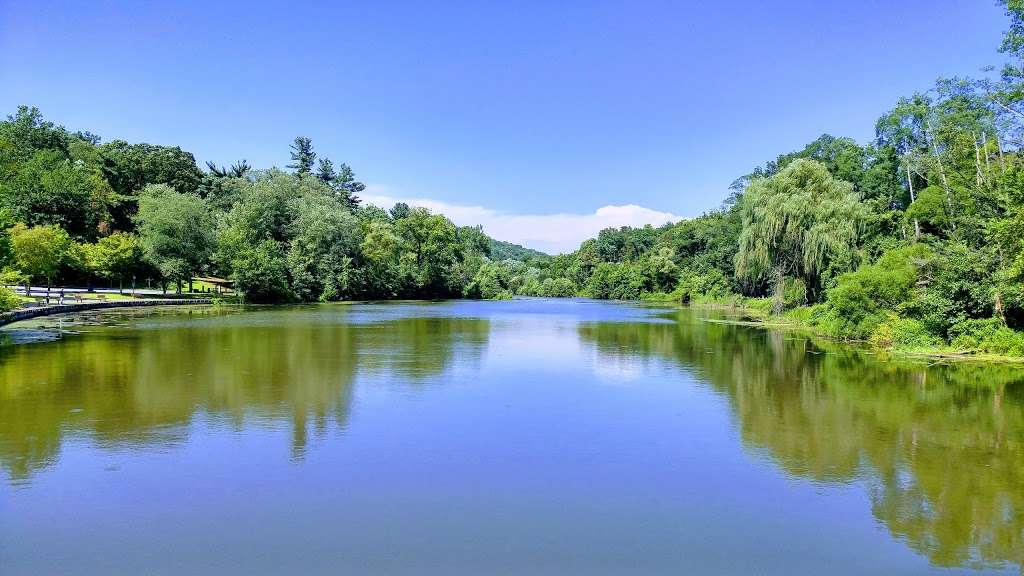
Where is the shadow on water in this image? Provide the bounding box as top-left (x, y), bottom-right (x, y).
top-left (579, 308), bottom-right (1024, 571)
top-left (0, 304), bottom-right (489, 482)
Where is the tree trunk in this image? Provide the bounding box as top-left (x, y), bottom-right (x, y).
top-left (997, 135), bottom-right (1007, 175)
top-left (188, 278), bottom-right (193, 293)
top-left (772, 266), bottom-right (785, 316)
top-left (982, 131), bottom-right (992, 174)
top-left (973, 133), bottom-right (984, 187)
top-left (906, 164), bottom-right (921, 242)
top-left (925, 118), bottom-right (956, 232)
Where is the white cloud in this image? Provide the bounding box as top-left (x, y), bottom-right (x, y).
top-left (361, 186), bottom-right (682, 254)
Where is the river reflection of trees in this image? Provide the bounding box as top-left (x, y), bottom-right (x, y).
top-left (0, 308), bottom-right (489, 482)
top-left (579, 311), bottom-right (1024, 571)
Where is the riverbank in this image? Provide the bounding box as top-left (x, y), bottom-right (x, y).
top-left (0, 298), bottom-right (214, 328)
top-left (641, 292), bottom-right (1024, 364)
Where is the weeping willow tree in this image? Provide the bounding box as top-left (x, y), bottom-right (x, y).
top-left (736, 159), bottom-right (865, 313)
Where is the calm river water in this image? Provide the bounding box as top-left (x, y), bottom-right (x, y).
top-left (0, 299), bottom-right (1021, 575)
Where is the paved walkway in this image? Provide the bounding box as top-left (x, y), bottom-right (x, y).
top-left (0, 299), bottom-right (213, 328)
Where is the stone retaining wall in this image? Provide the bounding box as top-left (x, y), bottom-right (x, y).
top-left (0, 299), bottom-right (213, 327)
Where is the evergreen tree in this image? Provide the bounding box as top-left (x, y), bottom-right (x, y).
top-left (335, 163), bottom-right (364, 210)
top-left (316, 158), bottom-right (336, 184)
top-left (287, 136), bottom-right (316, 176)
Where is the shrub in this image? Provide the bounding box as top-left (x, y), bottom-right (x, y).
top-left (783, 304), bottom-right (814, 324)
top-left (868, 313), bottom-right (938, 350)
top-left (948, 318), bottom-right (1024, 356)
top-left (586, 262), bottom-right (648, 300)
top-left (466, 261), bottom-right (513, 299)
top-left (676, 268), bottom-right (732, 303)
top-left (817, 244), bottom-right (932, 340)
top-left (517, 277), bottom-right (543, 297)
top-left (541, 277), bottom-right (577, 298)
top-left (782, 277), bottom-right (807, 309)
top-left (910, 243), bottom-right (996, 338)
top-left (0, 286), bottom-right (21, 312)
top-left (231, 240), bottom-right (294, 303)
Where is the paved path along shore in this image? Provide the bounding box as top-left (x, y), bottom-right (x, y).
top-left (0, 299), bottom-right (213, 327)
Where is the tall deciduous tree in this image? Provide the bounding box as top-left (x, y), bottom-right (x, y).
top-left (86, 232), bottom-right (142, 292)
top-left (10, 223), bottom-right (74, 294)
top-left (99, 140), bottom-right (204, 230)
top-left (134, 184), bottom-right (215, 292)
top-left (396, 207), bottom-right (461, 295)
top-left (0, 106), bottom-right (69, 159)
top-left (287, 194), bottom-right (360, 301)
top-left (0, 209), bottom-right (14, 269)
top-left (0, 149), bottom-right (112, 239)
top-left (735, 159), bottom-right (865, 312)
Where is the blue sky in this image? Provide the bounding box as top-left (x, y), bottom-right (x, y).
top-left (0, 1), bottom-right (1011, 252)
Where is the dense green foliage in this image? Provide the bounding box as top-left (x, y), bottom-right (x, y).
top-left (0, 111), bottom-right (545, 301)
top-left (514, 3), bottom-right (1024, 355)
top-left (5, 4), bottom-right (1024, 355)
top-left (489, 238), bottom-right (546, 261)
top-left (735, 159), bottom-right (864, 310)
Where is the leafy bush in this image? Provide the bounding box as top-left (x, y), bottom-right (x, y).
top-left (517, 277), bottom-right (543, 297)
top-left (586, 262), bottom-right (649, 300)
top-left (868, 314), bottom-right (938, 349)
top-left (541, 277), bottom-right (577, 298)
top-left (908, 243), bottom-right (996, 338)
top-left (231, 240), bottom-right (294, 303)
top-left (948, 318), bottom-right (1024, 356)
top-left (466, 261), bottom-right (513, 299)
top-left (783, 304), bottom-right (815, 324)
top-left (816, 244), bottom-right (932, 339)
top-left (0, 286), bottom-right (21, 312)
top-left (905, 185), bottom-right (949, 233)
top-left (782, 277), bottom-right (807, 309)
top-left (676, 268), bottom-right (732, 302)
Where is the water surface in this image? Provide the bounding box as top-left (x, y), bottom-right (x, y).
top-left (1, 299), bottom-right (1022, 574)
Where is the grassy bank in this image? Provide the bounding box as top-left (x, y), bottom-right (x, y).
top-left (642, 290), bottom-right (1024, 364)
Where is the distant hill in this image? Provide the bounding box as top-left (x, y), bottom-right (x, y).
top-left (488, 238), bottom-right (548, 261)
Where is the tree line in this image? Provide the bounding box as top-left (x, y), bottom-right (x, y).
top-left (511, 1), bottom-right (1024, 355)
top-left (0, 108), bottom-right (553, 305)
top-left (4, 2), bottom-right (1024, 355)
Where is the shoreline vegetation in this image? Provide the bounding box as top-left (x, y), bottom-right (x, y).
top-left (649, 294), bottom-right (1024, 364)
top-left (3, 4), bottom-right (1024, 367)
